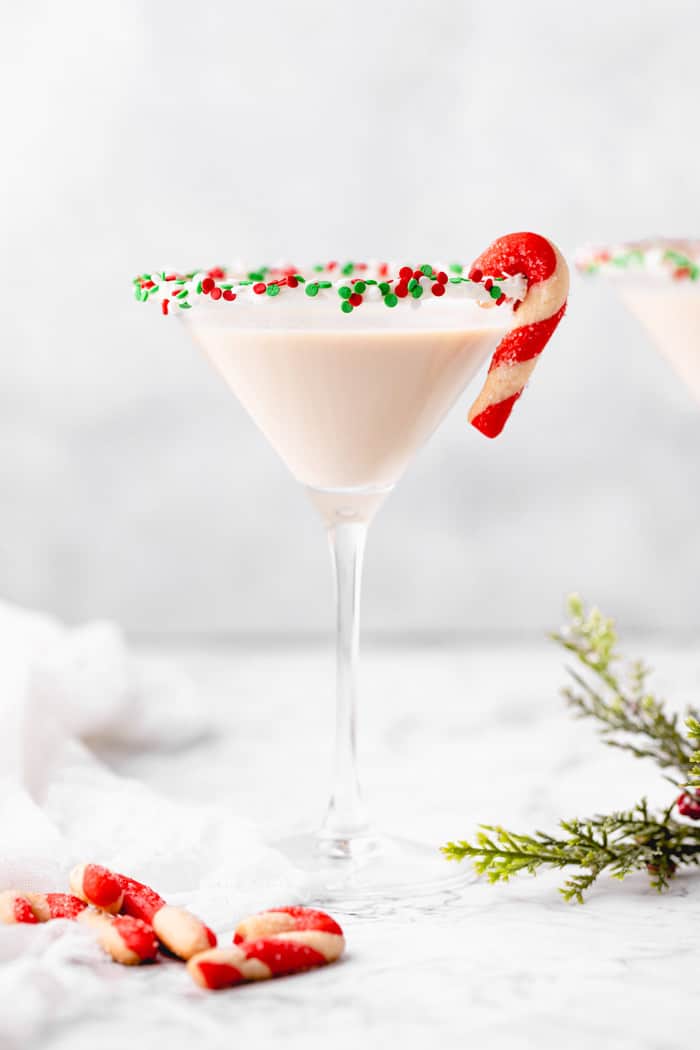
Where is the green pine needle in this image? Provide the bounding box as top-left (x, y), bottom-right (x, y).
top-left (443, 596), bottom-right (700, 901)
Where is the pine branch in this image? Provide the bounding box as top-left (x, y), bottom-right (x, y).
top-left (444, 597), bottom-right (700, 901)
top-left (442, 802), bottom-right (700, 902)
top-left (688, 717), bottom-right (700, 787)
top-left (551, 595), bottom-right (698, 776)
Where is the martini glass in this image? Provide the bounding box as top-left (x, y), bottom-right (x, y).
top-left (576, 240), bottom-right (700, 400)
top-left (135, 262), bottom-right (525, 908)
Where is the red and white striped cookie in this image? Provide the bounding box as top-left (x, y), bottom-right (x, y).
top-left (70, 864), bottom-right (216, 960)
top-left (78, 909), bottom-right (158, 966)
top-left (0, 889), bottom-right (157, 965)
top-left (468, 232), bottom-right (569, 438)
top-left (0, 890), bottom-right (87, 924)
top-left (69, 864), bottom-right (124, 913)
top-left (188, 906), bottom-right (345, 991)
top-left (0, 890), bottom-right (42, 925)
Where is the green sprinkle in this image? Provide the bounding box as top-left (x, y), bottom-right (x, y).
top-left (341, 262), bottom-right (354, 275)
top-left (319, 281), bottom-right (333, 289)
top-left (354, 280), bottom-right (366, 293)
top-left (267, 284), bottom-right (280, 296)
top-left (306, 283), bottom-right (319, 297)
top-left (134, 287), bottom-right (143, 301)
top-left (341, 301), bottom-right (353, 313)
top-left (450, 264), bottom-right (463, 274)
top-left (408, 278), bottom-right (418, 291)
top-left (248, 271), bottom-right (265, 281)
top-left (421, 264), bottom-right (432, 276)
top-left (378, 282), bottom-right (390, 295)
top-left (384, 293), bottom-right (398, 307)
top-left (293, 274), bottom-right (306, 283)
top-left (314, 264), bottom-right (324, 272)
top-left (338, 286), bottom-right (352, 299)
top-left (489, 285), bottom-right (501, 300)
top-left (449, 277), bottom-right (462, 283)
top-left (178, 302), bottom-right (192, 309)
top-left (196, 281), bottom-right (203, 294)
top-left (364, 279), bottom-right (377, 286)
top-left (221, 283), bottom-right (233, 290)
top-left (411, 285), bottom-right (423, 298)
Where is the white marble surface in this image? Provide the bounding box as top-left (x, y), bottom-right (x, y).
top-left (36, 640), bottom-right (700, 1050)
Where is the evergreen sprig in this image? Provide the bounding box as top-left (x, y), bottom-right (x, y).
top-left (443, 596), bottom-right (700, 901)
top-left (552, 595), bottom-right (697, 778)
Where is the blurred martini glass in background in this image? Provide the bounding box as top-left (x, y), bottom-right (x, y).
top-left (133, 239), bottom-right (567, 908)
top-left (576, 240), bottom-right (700, 400)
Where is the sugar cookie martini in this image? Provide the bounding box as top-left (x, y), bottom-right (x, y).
top-left (576, 239), bottom-right (700, 400)
top-left (134, 233), bottom-right (569, 906)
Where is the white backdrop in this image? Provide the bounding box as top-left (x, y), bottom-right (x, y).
top-left (1, 0), bottom-right (699, 636)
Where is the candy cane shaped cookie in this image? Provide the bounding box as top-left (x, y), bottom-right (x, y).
top-left (78, 909), bottom-right (158, 965)
top-left (188, 906), bottom-right (345, 990)
top-left (0, 890), bottom-right (88, 924)
top-left (70, 864), bottom-right (216, 960)
top-left (69, 864), bottom-right (124, 913)
top-left (0, 889), bottom-right (43, 924)
top-left (468, 232), bottom-right (569, 438)
top-left (0, 890), bottom-right (157, 964)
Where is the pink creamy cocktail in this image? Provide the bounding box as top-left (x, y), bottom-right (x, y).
top-left (576, 240), bottom-right (700, 401)
top-left (134, 236), bottom-right (569, 907)
top-left (187, 305), bottom-right (509, 524)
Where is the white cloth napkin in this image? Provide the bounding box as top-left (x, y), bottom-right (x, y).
top-left (0, 601), bottom-right (307, 1049)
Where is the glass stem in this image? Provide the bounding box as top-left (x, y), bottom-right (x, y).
top-left (319, 520), bottom-right (372, 853)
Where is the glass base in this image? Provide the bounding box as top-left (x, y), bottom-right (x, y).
top-left (275, 830), bottom-right (474, 915)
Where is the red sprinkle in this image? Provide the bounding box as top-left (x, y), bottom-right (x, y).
top-left (253, 283), bottom-right (267, 294)
top-left (287, 276), bottom-right (298, 288)
top-left (378, 263), bottom-right (389, 277)
top-left (162, 299), bottom-right (169, 315)
top-left (495, 294), bottom-right (506, 305)
top-left (412, 269), bottom-right (423, 280)
top-left (513, 299), bottom-right (522, 312)
top-left (395, 282), bottom-right (409, 298)
top-left (210, 287), bottom-right (222, 301)
top-left (469, 268), bottom-right (483, 282)
top-left (436, 271), bottom-right (448, 284)
top-left (222, 289), bottom-right (236, 301)
top-left (431, 283), bottom-right (445, 296)
top-left (201, 277), bottom-right (215, 294)
top-left (349, 293), bottom-right (363, 307)
top-left (399, 266), bottom-right (413, 281)
top-left (484, 278), bottom-right (493, 291)
top-left (207, 267), bottom-right (225, 279)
